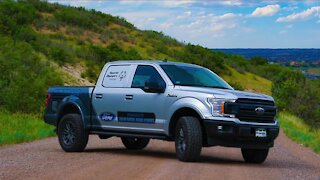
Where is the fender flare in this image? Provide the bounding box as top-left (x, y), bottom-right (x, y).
top-left (57, 95), bottom-right (88, 127)
top-left (165, 97), bottom-right (212, 136)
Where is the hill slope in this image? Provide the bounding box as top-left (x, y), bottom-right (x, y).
top-left (0, 0), bottom-right (257, 113)
top-left (0, 1), bottom-right (319, 152)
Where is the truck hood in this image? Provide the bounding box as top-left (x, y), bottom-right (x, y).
top-left (176, 86), bottom-right (274, 101)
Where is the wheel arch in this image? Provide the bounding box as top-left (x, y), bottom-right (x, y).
top-left (57, 102), bottom-right (85, 127)
top-left (168, 107), bottom-right (207, 143)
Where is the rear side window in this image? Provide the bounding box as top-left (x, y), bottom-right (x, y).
top-left (131, 65), bottom-right (165, 88)
top-left (102, 65), bottom-right (131, 88)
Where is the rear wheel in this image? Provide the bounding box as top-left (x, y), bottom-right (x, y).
top-left (175, 116), bottom-right (202, 162)
top-left (58, 114), bottom-right (88, 152)
top-left (241, 148), bottom-right (269, 163)
top-left (121, 137), bottom-right (150, 150)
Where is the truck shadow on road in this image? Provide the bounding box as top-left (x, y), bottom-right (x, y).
top-left (84, 147), bottom-right (245, 165)
top-left (82, 147), bottom-right (317, 169)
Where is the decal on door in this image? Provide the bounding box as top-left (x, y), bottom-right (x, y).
top-left (117, 112), bottom-right (155, 123)
top-left (102, 65), bottom-right (131, 88)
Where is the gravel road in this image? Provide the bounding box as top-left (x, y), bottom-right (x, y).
top-left (0, 131), bottom-right (319, 180)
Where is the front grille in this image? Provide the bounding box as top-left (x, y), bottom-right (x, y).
top-left (236, 98), bottom-right (275, 106)
top-left (225, 98), bottom-right (276, 123)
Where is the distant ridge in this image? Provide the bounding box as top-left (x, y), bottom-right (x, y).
top-left (212, 48), bottom-right (320, 62)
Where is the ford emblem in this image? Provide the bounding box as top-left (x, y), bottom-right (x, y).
top-left (255, 107), bottom-right (265, 115)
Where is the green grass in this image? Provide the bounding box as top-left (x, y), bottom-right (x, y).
top-left (0, 110), bottom-right (55, 146)
top-left (222, 66), bottom-right (272, 95)
top-left (278, 112), bottom-right (320, 153)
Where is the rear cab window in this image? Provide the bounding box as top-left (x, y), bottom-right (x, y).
top-left (102, 65), bottom-right (134, 88)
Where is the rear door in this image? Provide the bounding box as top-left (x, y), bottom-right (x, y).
top-left (91, 64), bottom-right (135, 129)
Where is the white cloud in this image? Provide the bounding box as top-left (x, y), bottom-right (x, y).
top-left (160, 0), bottom-right (195, 7)
top-left (175, 11), bottom-right (242, 41)
top-left (216, 13), bottom-right (240, 20)
top-left (220, 0), bottom-right (242, 6)
top-left (159, 22), bottom-right (173, 30)
top-left (317, 19), bottom-right (320, 23)
top-left (118, 0), bottom-right (195, 7)
top-left (250, 4), bottom-right (280, 17)
top-left (277, 6), bottom-right (320, 22)
top-left (177, 11), bottom-right (192, 19)
top-left (119, 0), bottom-right (147, 5)
top-left (283, 6), bottom-right (298, 12)
top-left (211, 23), bottom-right (237, 32)
top-left (110, 10), bottom-right (173, 30)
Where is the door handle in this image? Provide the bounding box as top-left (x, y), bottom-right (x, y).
top-left (95, 94), bottom-right (103, 99)
top-left (125, 94), bottom-right (133, 100)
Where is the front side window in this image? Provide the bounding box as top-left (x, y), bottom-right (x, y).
top-left (131, 65), bottom-right (166, 89)
top-left (160, 64), bottom-right (232, 89)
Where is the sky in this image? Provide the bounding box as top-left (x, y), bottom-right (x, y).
top-left (49, 0), bottom-right (320, 48)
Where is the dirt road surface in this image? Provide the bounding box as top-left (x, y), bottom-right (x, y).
top-left (1, 131), bottom-right (319, 180)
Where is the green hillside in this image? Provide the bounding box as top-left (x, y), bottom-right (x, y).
top-left (0, 0), bottom-right (319, 151)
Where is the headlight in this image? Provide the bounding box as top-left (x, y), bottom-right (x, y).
top-left (207, 98), bottom-right (235, 117)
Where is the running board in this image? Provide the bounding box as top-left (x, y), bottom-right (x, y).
top-left (90, 131), bottom-right (167, 140)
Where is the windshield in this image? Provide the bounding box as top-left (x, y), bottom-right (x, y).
top-left (160, 64), bottom-right (232, 89)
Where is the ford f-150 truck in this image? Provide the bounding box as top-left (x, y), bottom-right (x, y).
top-left (44, 60), bottom-right (279, 163)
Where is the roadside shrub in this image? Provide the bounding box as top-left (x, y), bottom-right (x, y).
top-left (0, 14), bottom-right (18, 35)
top-left (81, 61), bottom-right (101, 83)
top-left (272, 69), bottom-right (305, 109)
top-left (0, 37), bottom-right (63, 113)
top-left (89, 43), bottom-right (142, 63)
top-left (272, 69), bottom-right (320, 128)
top-left (14, 26), bottom-right (37, 42)
top-left (0, 0), bottom-right (38, 26)
top-left (250, 56), bottom-right (268, 66)
top-left (26, 0), bottom-right (61, 13)
top-left (54, 6), bottom-right (112, 32)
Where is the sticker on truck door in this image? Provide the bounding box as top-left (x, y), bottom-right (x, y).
top-left (102, 65), bottom-right (132, 88)
top-left (117, 112), bottom-right (155, 123)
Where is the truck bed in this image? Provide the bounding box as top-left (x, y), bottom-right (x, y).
top-left (45, 86), bottom-right (95, 126)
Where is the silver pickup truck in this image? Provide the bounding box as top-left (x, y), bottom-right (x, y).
top-left (44, 60), bottom-right (279, 163)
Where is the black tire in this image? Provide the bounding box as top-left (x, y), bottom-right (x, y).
top-left (241, 148), bottom-right (269, 164)
top-left (121, 137), bottom-right (150, 150)
top-left (58, 114), bottom-right (88, 152)
top-left (175, 116), bottom-right (202, 162)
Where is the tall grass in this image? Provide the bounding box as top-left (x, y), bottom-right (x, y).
top-left (0, 110), bottom-right (55, 146)
top-left (278, 112), bottom-right (320, 153)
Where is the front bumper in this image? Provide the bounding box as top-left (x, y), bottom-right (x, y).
top-left (203, 119), bottom-right (279, 149)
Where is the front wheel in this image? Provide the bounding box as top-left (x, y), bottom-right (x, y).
top-left (58, 114), bottom-right (88, 152)
top-left (241, 148), bottom-right (269, 163)
top-left (175, 116), bottom-right (202, 162)
top-left (121, 137), bottom-right (150, 150)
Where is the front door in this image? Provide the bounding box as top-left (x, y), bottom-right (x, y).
top-left (121, 65), bottom-right (167, 134)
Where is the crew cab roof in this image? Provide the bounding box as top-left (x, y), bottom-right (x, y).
top-left (106, 60), bottom-right (202, 68)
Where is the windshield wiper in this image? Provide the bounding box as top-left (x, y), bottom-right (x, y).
top-left (204, 86), bottom-right (230, 89)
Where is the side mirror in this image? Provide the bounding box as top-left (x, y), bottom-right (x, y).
top-left (144, 81), bottom-right (165, 93)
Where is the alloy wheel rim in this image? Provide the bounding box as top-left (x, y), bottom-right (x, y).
top-left (62, 122), bottom-right (76, 146)
top-left (177, 128), bottom-right (186, 152)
